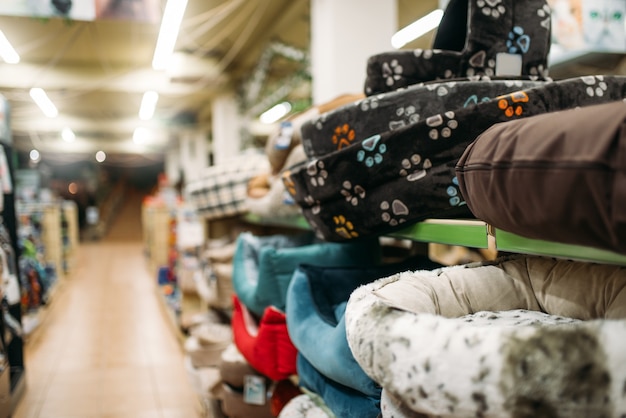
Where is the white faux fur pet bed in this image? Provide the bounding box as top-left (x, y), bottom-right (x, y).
top-left (345, 255), bottom-right (626, 418)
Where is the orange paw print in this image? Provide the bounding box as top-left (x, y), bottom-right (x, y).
top-left (332, 124), bottom-right (356, 150)
top-left (281, 171), bottom-right (296, 197)
top-left (497, 91), bottom-right (529, 117)
top-left (333, 214), bottom-right (359, 239)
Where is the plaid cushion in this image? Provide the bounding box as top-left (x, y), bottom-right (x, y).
top-left (186, 153), bottom-right (269, 220)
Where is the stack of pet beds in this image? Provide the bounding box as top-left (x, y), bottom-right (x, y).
top-left (185, 150), bottom-right (269, 221)
top-left (281, 0), bottom-right (626, 244)
top-left (345, 255), bottom-right (626, 418)
top-left (224, 230), bottom-right (383, 414)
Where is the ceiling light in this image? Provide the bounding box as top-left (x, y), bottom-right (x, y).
top-left (0, 30), bottom-right (19, 64)
top-left (62, 127), bottom-right (75, 142)
top-left (133, 127), bottom-right (149, 144)
top-left (260, 102), bottom-right (292, 124)
top-left (152, 0), bottom-right (188, 70)
top-left (29, 88), bottom-right (58, 118)
top-left (95, 151), bottom-right (106, 163)
top-left (139, 91), bottom-right (159, 120)
top-left (391, 9), bottom-right (444, 49)
top-left (29, 149), bottom-right (40, 162)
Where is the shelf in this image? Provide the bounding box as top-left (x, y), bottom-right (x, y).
top-left (494, 229), bottom-right (626, 266)
top-left (242, 213), bottom-right (312, 230)
top-left (391, 219), bottom-right (489, 248)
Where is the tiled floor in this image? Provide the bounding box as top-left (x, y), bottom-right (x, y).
top-left (13, 190), bottom-right (204, 418)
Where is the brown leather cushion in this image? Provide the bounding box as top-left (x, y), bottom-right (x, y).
top-left (456, 101), bottom-right (626, 254)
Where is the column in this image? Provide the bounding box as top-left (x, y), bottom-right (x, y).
top-left (310, 0), bottom-right (397, 104)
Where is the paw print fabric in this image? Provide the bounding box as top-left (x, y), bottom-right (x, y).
top-left (301, 78), bottom-right (543, 158)
top-left (364, 0), bottom-right (552, 95)
top-left (283, 76), bottom-right (626, 242)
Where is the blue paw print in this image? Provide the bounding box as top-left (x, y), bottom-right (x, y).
top-left (464, 95), bottom-right (491, 108)
top-left (357, 134), bottom-right (387, 167)
top-left (507, 26), bottom-right (530, 54)
top-left (447, 177), bottom-right (466, 207)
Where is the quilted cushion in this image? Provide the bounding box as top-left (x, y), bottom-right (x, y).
top-left (364, 0), bottom-right (551, 95)
top-left (456, 100), bottom-right (626, 254)
top-left (283, 76), bottom-right (626, 242)
top-left (345, 255), bottom-right (626, 417)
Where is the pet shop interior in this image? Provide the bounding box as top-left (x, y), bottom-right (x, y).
top-left (0, 0), bottom-right (623, 417)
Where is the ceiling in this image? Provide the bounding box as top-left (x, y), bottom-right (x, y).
top-left (0, 0), bottom-right (437, 165)
top-left (3, 0), bottom-right (620, 167)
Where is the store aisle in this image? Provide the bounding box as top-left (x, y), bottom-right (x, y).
top-left (13, 191), bottom-right (204, 418)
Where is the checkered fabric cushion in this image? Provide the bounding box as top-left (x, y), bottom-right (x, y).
top-left (185, 153), bottom-right (269, 220)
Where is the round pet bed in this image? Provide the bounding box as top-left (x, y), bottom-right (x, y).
top-left (345, 255), bottom-right (626, 418)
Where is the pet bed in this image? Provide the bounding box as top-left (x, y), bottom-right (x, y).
top-left (283, 76), bottom-right (626, 242)
top-left (285, 257), bottom-right (442, 397)
top-left (296, 354), bottom-right (381, 418)
top-left (279, 393), bottom-right (334, 418)
top-left (345, 255), bottom-right (626, 418)
top-left (301, 78), bottom-right (544, 158)
top-left (456, 100), bottom-right (626, 255)
top-left (231, 295), bottom-right (298, 381)
top-left (231, 231), bottom-right (381, 317)
top-left (364, 0), bottom-right (551, 95)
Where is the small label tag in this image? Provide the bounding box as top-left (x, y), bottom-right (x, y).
top-left (496, 53), bottom-right (522, 77)
top-left (243, 375), bottom-right (266, 405)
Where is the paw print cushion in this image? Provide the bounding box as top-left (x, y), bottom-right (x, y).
top-left (345, 255), bottom-right (626, 418)
top-left (301, 78), bottom-right (544, 159)
top-left (283, 76), bottom-right (626, 242)
top-left (364, 0), bottom-right (551, 95)
top-left (456, 100), bottom-right (626, 255)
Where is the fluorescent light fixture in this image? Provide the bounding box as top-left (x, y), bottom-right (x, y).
top-left (391, 9), bottom-right (444, 49)
top-left (133, 127), bottom-right (149, 144)
top-left (260, 102), bottom-right (292, 124)
top-left (152, 0), bottom-right (188, 70)
top-left (62, 127), bottom-right (75, 142)
top-left (30, 88), bottom-right (58, 118)
top-left (95, 151), bottom-right (106, 163)
top-left (139, 91), bottom-right (159, 120)
top-left (0, 30), bottom-right (19, 64)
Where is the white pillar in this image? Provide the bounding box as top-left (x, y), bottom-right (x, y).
top-left (211, 93), bottom-right (242, 165)
top-left (311, 0), bottom-right (397, 104)
top-left (179, 131), bottom-right (209, 183)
